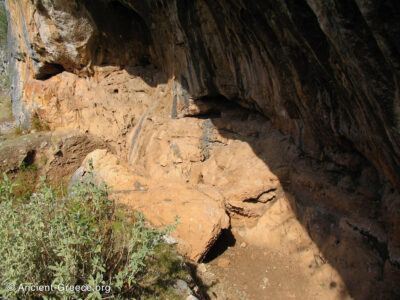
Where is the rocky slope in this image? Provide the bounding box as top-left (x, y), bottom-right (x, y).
top-left (5, 0), bottom-right (400, 298)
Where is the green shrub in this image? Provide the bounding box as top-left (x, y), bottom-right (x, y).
top-left (0, 160), bottom-right (181, 299)
top-left (12, 163), bottom-right (38, 202)
top-left (19, 161), bottom-right (38, 171)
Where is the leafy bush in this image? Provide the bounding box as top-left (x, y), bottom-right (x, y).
top-left (11, 161), bottom-right (39, 202)
top-left (0, 160), bottom-right (181, 299)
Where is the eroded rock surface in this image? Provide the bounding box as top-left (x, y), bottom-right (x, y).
top-left (75, 149), bottom-right (229, 262)
top-left (8, 0), bottom-right (400, 189)
top-left (5, 0), bottom-right (400, 298)
top-left (0, 130), bottom-right (106, 180)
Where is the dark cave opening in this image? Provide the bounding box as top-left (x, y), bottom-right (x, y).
top-left (34, 63), bottom-right (65, 80)
top-left (202, 229), bottom-right (236, 263)
top-left (21, 150), bottom-right (36, 168)
top-left (183, 94), bottom-right (258, 121)
top-left (83, 0), bottom-right (151, 67)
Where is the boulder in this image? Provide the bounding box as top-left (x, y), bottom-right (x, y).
top-left (74, 149), bottom-right (230, 261)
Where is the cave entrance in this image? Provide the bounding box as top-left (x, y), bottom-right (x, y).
top-left (21, 150), bottom-right (36, 168)
top-left (202, 229), bottom-right (236, 263)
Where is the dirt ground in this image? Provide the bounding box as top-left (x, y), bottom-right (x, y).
top-left (194, 230), bottom-right (352, 300)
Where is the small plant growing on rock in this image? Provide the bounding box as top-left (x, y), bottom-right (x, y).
top-left (19, 160), bottom-right (37, 171)
top-left (0, 160), bottom-right (182, 299)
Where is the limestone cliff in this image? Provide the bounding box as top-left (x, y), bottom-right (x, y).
top-left (5, 0), bottom-right (400, 298)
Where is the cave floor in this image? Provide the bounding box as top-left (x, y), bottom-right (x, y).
top-left (196, 231), bottom-right (351, 300)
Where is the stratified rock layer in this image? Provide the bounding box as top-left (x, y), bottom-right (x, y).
top-left (5, 0), bottom-right (400, 298)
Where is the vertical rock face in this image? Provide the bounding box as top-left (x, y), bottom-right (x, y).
top-left (116, 0), bottom-right (400, 192)
top-left (5, 0), bottom-right (400, 298)
top-left (7, 0), bottom-right (400, 190)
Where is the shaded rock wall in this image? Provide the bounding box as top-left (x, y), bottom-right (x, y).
top-left (5, 0), bottom-right (400, 298)
top-left (8, 0), bottom-right (400, 190)
top-left (121, 0), bottom-right (400, 191)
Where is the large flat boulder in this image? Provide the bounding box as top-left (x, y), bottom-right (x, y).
top-left (75, 149), bottom-right (230, 262)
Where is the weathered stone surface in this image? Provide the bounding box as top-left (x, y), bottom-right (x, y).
top-left (32, 0), bottom-right (96, 75)
top-left (92, 0), bottom-right (400, 193)
top-left (76, 149), bottom-right (230, 262)
top-left (0, 130), bottom-right (106, 183)
top-left (7, 0), bottom-right (400, 193)
top-left (5, 0), bottom-right (400, 298)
